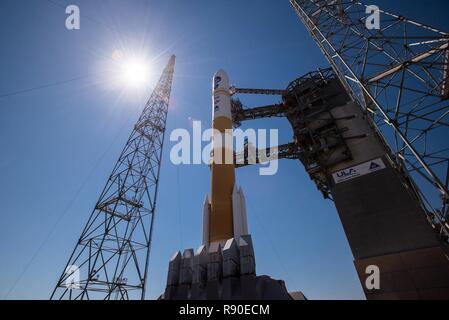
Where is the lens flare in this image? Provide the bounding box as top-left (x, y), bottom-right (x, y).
top-left (120, 57), bottom-right (150, 88)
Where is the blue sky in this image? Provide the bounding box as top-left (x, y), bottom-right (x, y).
top-left (1, 0), bottom-right (449, 300)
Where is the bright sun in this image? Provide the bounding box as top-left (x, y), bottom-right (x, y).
top-left (120, 57), bottom-right (151, 88)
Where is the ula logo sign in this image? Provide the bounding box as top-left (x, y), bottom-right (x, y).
top-left (336, 168), bottom-right (357, 179)
top-left (332, 158), bottom-right (386, 184)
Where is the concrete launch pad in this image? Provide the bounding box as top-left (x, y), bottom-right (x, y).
top-left (161, 235), bottom-right (299, 300)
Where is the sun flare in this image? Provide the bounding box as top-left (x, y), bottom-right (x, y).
top-left (120, 56), bottom-right (151, 88)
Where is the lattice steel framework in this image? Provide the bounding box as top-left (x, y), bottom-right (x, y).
top-left (51, 55), bottom-right (176, 300)
top-left (290, 0), bottom-right (449, 235)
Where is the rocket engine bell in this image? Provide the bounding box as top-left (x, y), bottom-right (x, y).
top-left (202, 69), bottom-right (248, 246)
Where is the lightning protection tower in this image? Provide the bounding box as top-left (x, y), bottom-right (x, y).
top-left (51, 55), bottom-right (176, 300)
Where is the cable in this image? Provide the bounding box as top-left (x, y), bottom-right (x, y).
top-left (247, 201), bottom-right (294, 286)
top-left (174, 112), bottom-right (184, 248)
top-left (3, 109), bottom-right (136, 299)
top-left (176, 165), bottom-right (184, 249)
top-left (3, 0), bottom-right (159, 298)
top-left (0, 74), bottom-right (91, 99)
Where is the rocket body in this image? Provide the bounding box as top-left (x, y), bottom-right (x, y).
top-left (203, 69), bottom-right (248, 246)
top-left (210, 70), bottom-right (235, 244)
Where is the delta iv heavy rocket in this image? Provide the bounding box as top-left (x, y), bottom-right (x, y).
top-left (161, 70), bottom-right (301, 300)
top-left (202, 69), bottom-right (248, 247)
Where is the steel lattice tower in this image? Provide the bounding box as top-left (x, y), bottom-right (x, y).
top-left (51, 55), bottom-right (176, 300)
top-left (290, 0), bottom-right (449, 237)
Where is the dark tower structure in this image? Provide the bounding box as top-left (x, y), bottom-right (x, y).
top-left (228, 1), bottom-right (449, 299)
top-left (51, 55), bottom-right (176, 300)
top-left (289, 0), bottom-right (449, 234)
top-left (288, 0), bottom-right (449, 299)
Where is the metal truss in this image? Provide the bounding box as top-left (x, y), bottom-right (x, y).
top-left (235, 142), bottom-right (300, 168)
top-left (231, 99), bottom-right (288, 127)
top-left (290, 0), bottom-right (449, 233)
top-left (232, 87), bottom-right (288, 96)
top-left (50, 56), bottom-right (176, 300)
top-left (231, 68), bottom-right (351, 200)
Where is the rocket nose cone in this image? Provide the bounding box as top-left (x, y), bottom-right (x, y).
top-left (213, 69), bottom-right (230, 90)
top-left (214, 69), bottom-right (228, 78)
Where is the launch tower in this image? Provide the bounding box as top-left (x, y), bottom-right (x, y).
top-left (51, 56), bottom-right (176, 300)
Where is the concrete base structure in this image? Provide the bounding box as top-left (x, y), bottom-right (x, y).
top-left (333, 161), bottom-right (449, 299)
top-left (283, 70), bottom-right (449, 299)
top-left (161, 235), bottom-right (304, 300)
top-left (329, 112), bottom-right (449, 299)
top-left (355, 246), bottom-right (449, 299)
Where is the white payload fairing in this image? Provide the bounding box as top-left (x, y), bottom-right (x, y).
top-left (202, 69), bottom-right (248, 247)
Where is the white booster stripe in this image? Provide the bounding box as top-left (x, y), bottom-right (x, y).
top-left (202, 194), bottom-right (210, 245)
top-left (232, 184), bottom-right (249, 240)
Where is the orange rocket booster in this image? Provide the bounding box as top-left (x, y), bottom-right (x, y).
top-left (202, 70), bottom-right (248, 246)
